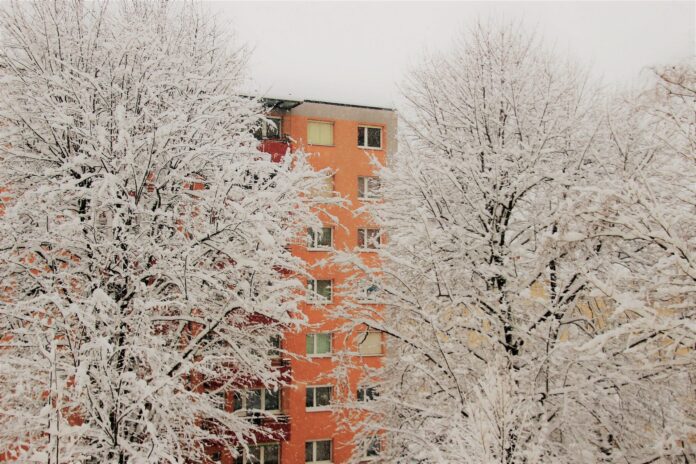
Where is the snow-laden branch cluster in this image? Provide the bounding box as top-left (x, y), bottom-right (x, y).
top-left (336, 23), bottom-right (695, 464)
top-left (0, 1), bottom-right (327, 462)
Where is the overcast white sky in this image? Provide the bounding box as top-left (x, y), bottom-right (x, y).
top-left (210, 1), bottom-right (695, 109)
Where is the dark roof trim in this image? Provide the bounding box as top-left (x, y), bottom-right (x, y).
top-left (261, 98), bottom-right (303, 111)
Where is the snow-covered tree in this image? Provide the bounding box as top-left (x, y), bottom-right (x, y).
top-left (337, 23), bottom-right (695, 463)
top-left (0, 1), bottom-right (326, 462)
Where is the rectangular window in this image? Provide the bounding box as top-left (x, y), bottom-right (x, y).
top-left (358, 126), bottom-right (382, 149)
top-left (310, 174), bottom-right (334, 198)
top-left (306, 333), bottom-right (332, 356)
top-left (357, 176), bottom-right (381, 199)
top-left (305, 440), bottom-right (332, 463)
top-left (365, 436), bottom-right (382, 458)
top-left (306, 386), bottom-right (332, 409)
top-left (308, 227), bottom-right (333, 250)
top-left (233, 389), bottom-right (280, 413)
top-left (308, 121), bottom-right (334, 146)
top-left (358, 228), bottom-right (382, 250)
top-left (357, 385), bottom-right (379, 402)
top-left (307, 279), bottom-right (332, 303)
top-left (269, 334), bottom-right (281, 358)
top-left (215, 390), bottom-right (228, 411)
top-left (254, 117), bottom-right (282, 140)
top-left (236, 443), bottom-right (280, 464)
top-left (357, 332), bottom-right (383, 356)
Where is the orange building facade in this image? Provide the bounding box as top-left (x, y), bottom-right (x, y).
top-left (224, 99), bottom-right (397, 464)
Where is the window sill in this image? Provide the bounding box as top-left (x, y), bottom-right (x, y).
top-left (358, 197), bottom-right (382, 202)
top-left (306, 406), bottom-right (332, 412)
top-left (307, 247), bottom-right (334, 252)
top-left (357, 248), bottom-right (380, 253)
top-left (307, 354), bottom-right (333, 359)
top-left (308, 143), bottom-right (335, 147)
top-left (306, 300), bottom-right (334, 305)
top-left (358, 353), bottom-right (384, 357)
top-left (358, 145), bottom-right (383, 151)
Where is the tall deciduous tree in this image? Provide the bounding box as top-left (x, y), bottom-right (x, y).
top-left (338, 23), bottom-right (694, 463)
top-left (0, 1), bottom-right (324, 462)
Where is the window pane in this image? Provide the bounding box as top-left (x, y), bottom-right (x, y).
top-left (306, 334), bottom-right (315, 355)
top-left (366, 177), bottom-right (381, 197)
top-left (264, 444), bottom-right (280, 464)
top-left (367, 437), bottom-right (381, 456)
top-left (249, 445), bottom-right (262, 464)
top-left (217, 391), bottom-right (227, 410)
top-left (233, 391), bottom-right (243, 411)
top-left (315, 440), bottom-right (331, 461)
top-left (269, 335), bottom-right (281, 357)
top-left (358, 332), bottom-right (382, 355)
top-left (316, 280), bottom-right (331, 301)
top-left (247, 389), bottom-right (262, 410)
top-left (308, 122), bottom-right (333, 145)
top-left (317, 228), bottom-right (332, 247)
top-left (315, 386), bottom-right (331, 407)
top-left (357, 126), bottom-right (365, 146)
top-left (265, 389), bottom-right (279, 411)
top-left (316, 333), bottom-right (331, 354)
top-left (358, 229), bottom-right (366, 248)
top-left (365, 284), bottom-right (379, 301)
top-left (367, 229), bottom-right (380, 248)
top-left (267, 118), bottom-right (281, 139)
top-left (305, 387), bottom-right (314, 408)
top-left (358, 177), bottom-right (366, 198)
top-left (367, 127), bottom-right (381, 148)
top-left (305, 442), bottom-right (313, 462)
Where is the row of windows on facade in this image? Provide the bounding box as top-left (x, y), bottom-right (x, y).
top-left (310, 175), bottom-right (381, 200)
top-left (217, 435), bottom-right (381, 464)
top-left (307, 227), bottom-right (382, 251)
top-left (266, 331), bottom-right (382, 359)
top-left (215, 383), bottom-right (379, 414)
top-left (256, 117), bottom-right (384, 150)
top-left (306, 279), bottom-right (380, 304)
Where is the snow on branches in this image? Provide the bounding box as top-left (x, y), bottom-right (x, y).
top-left (336, 23), bottom-right (695, 463)
top-left (0, 1), bottom-right (325, 462)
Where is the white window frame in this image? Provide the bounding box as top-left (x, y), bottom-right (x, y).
top-left (357, 125), bottom-right (383, 149)
top-left (307, 227), bottom-right (333, 250)
top-left (233, 388), bottom-right (281, 414)
top-left (357, 228), bottom-right (382, 251)
top-left (237, 442), bottom-right (280, 464)
top-left (307, 279), bottom-right (333, 303)
top-left (305, 439), bottom-right (332, 463)
top-left (306, 385), bottom-right (332, 411)
top-left (307, 121), bottom-right (334, 146)
top-left (357, 176), bottom-right (381, 200)
top-left (306, 332), bottom-right (332, 357)
top-left (357, 331), bottom-right (383, 356)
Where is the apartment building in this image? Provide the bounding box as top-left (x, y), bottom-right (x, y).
top-left (217, 99), bottom-right (397, 464)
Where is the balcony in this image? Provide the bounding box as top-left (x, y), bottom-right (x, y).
top-left (259, 138), bottom-right (290, 163)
